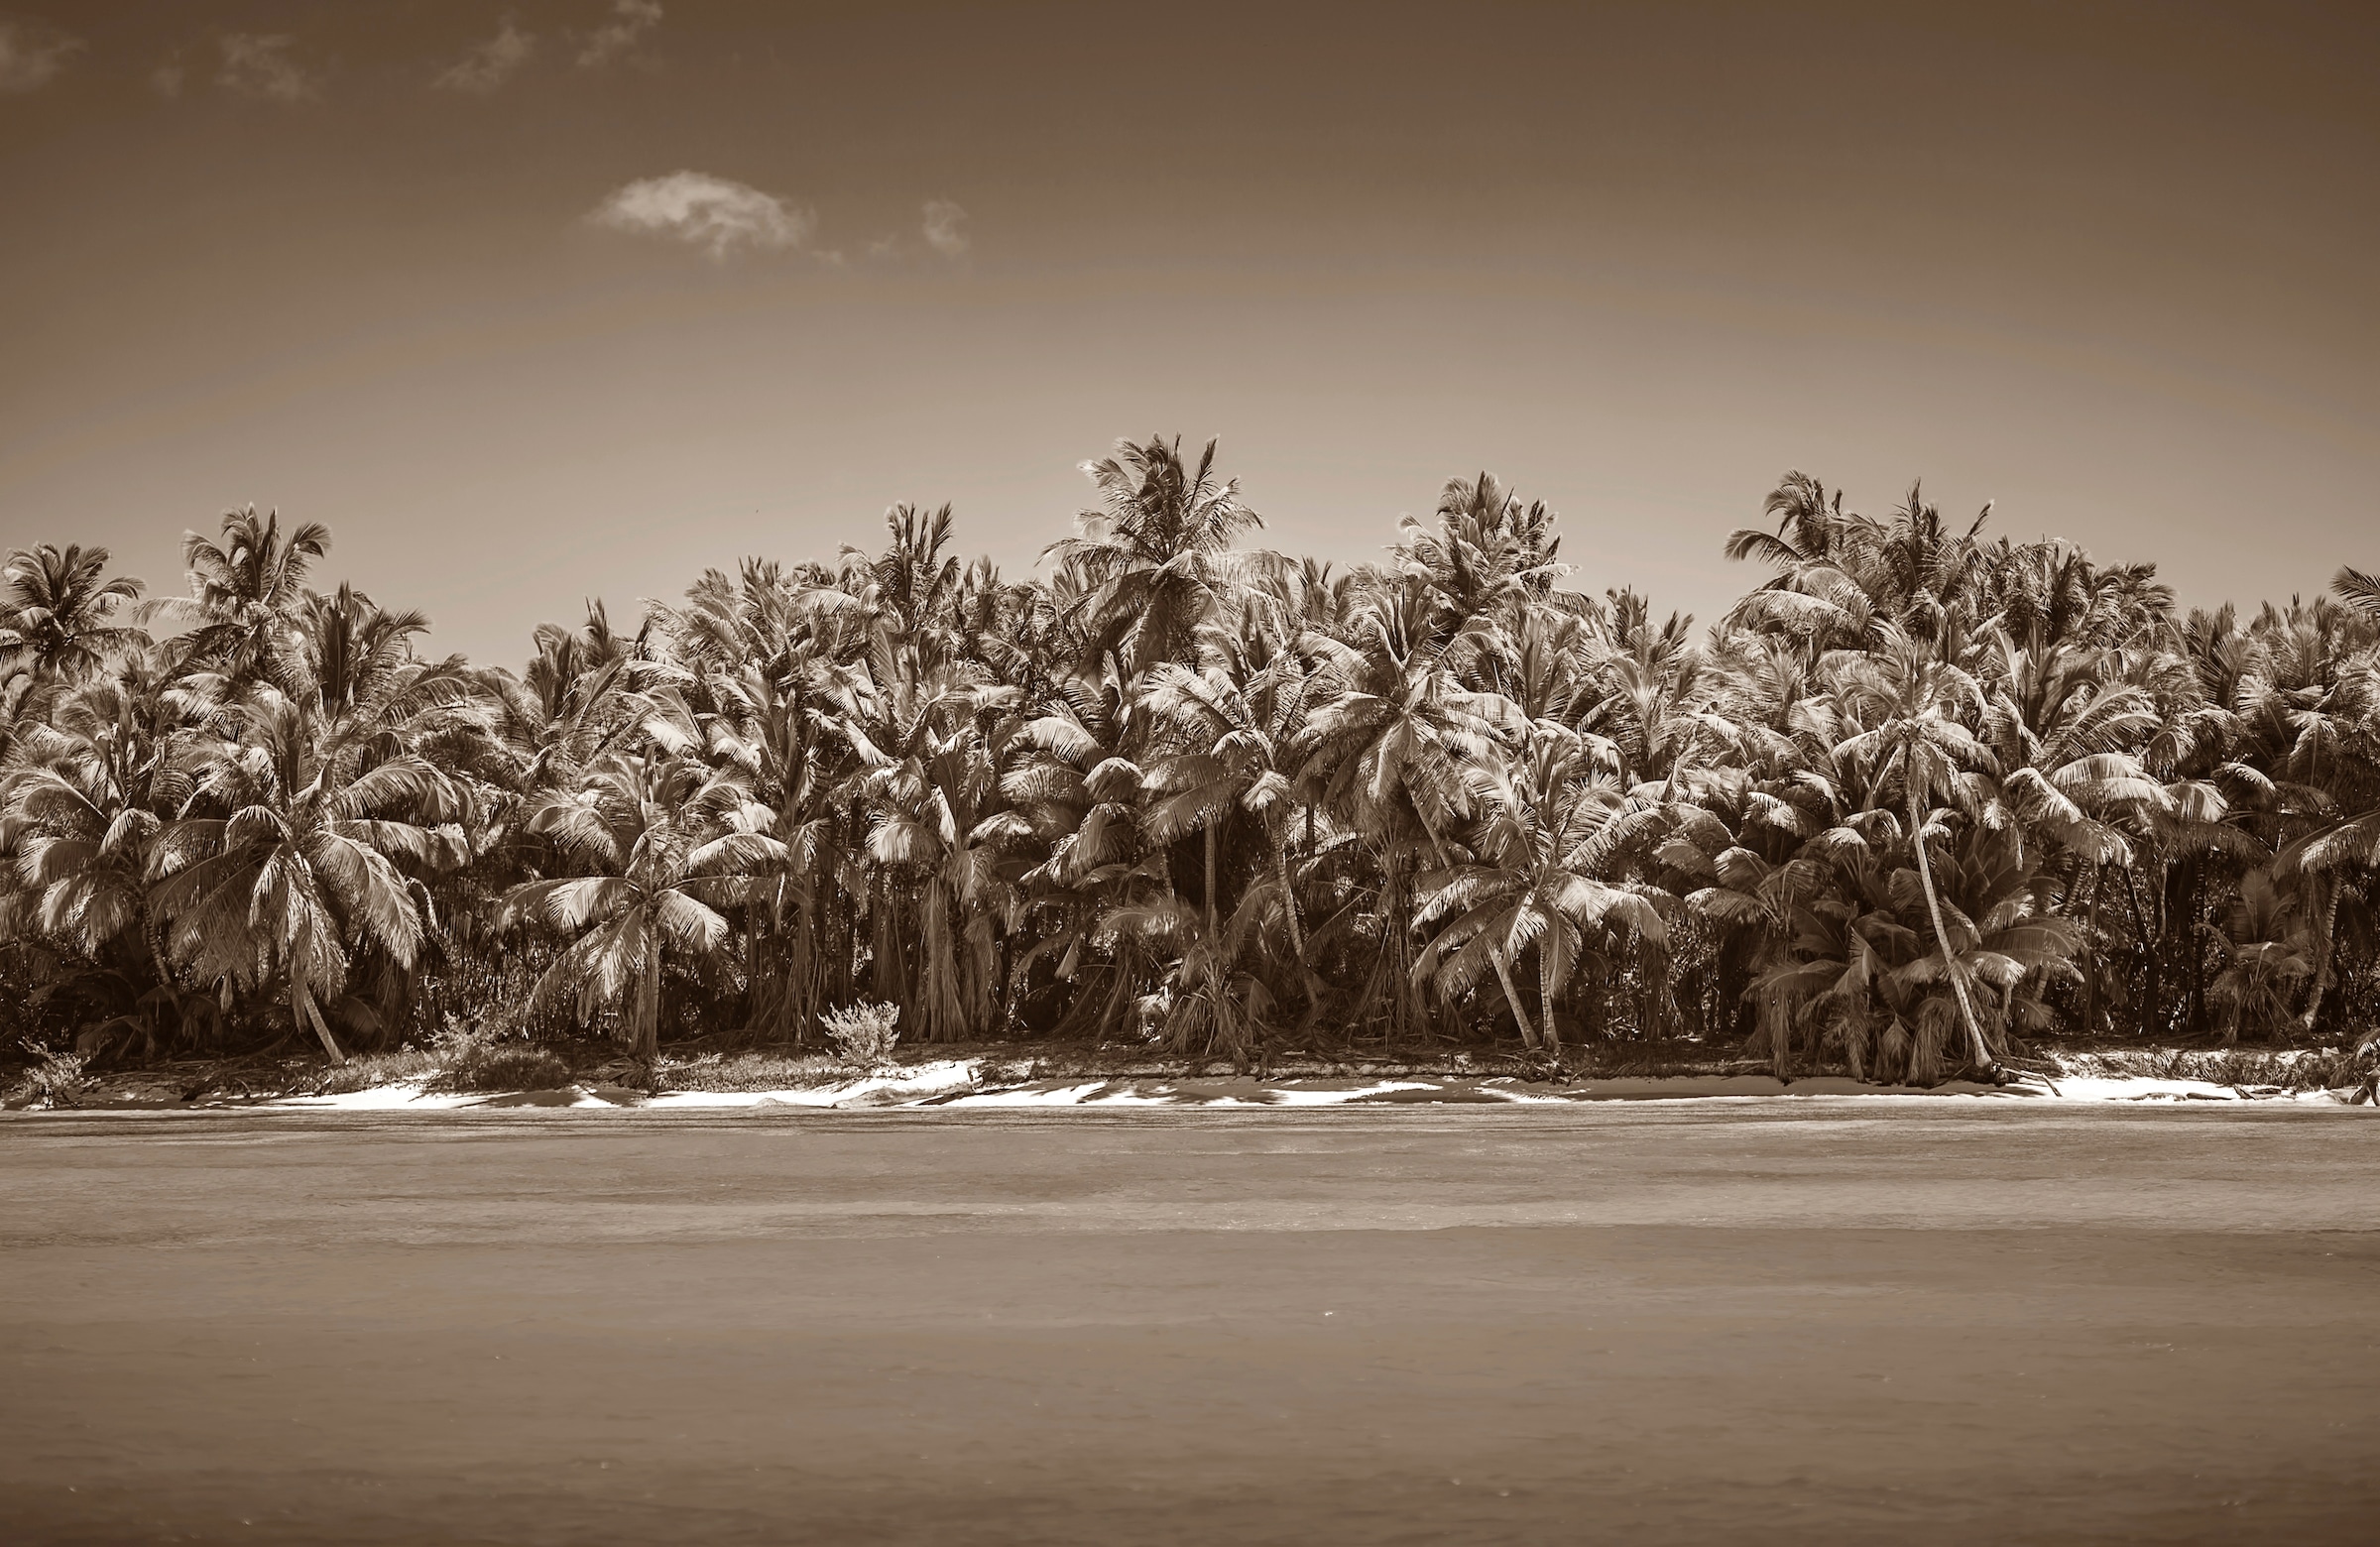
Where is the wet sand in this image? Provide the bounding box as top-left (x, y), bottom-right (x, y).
top-left (4, 1103), bottom-right (2377, 1544)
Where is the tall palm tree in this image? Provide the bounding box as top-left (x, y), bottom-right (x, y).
top-left (0, 544), bottom-right (147, 698)
top-left (1300, 580), bottom-right (1510, 1036)
top-left (1043, 436), bottom-right (1267, 675)
top-left (153, 506), bottom-right (332, 695)
top-left (1831, 629), bottom-right (2002, 1074)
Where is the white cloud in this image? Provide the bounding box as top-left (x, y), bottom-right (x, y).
top-left (217, 34), bottom-right (323, 103)
top-left (588, 171), bottom-right (813, 259)
top-left (150, 55), bottom-right (184, 98)
top-left (436, 17), bottom-right (536, 94)
top-left (0, 19), bottom-right (82, 94)
top-left (921, 198), bottom-right (969, 257)
top-left (578, 0), bottom-right (661, 67)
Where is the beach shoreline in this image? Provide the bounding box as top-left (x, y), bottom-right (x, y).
top-left (11, 1047), bottom-right (2374, 1116)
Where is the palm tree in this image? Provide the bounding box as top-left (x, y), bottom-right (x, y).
top-left (148, 689), bottom-right (460, 1064)
top-left (1831, 629), bottom-right (2002, 1075)
top-left (500, 748), bottom-right (776, 1074)
top-left (151, 507), bottom-right (332, 694)
top-left (845, 503), bottom-right (965, 665)
top-left (1043, 436), bottom-right (1266, 675)
top-left (0, 544), bottom-right (147, 701)
top-left (1392, 473), bottom-right (1572, 664)
top-left (2207, 871), bottom-right (2316, 1042)
top-left (1300, 579), bottom-right (1510, 1036)
top-left (2332, 565), bottom-right (2380, 623)
top-left (1140, 646), bottom-right (1318, 963)
top-left (1099, 888), bottom-right (1280, 1066)
top-left (849, 651), bottom-right (1017, 1043)
top-left (1413, 733), bottom-right (1665, 1051)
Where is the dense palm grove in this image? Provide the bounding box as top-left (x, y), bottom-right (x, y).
top-left (4, 438), bottom-right (2378, 1085)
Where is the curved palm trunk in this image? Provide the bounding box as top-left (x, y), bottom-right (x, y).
top-left (2301, 874), bottom-right (2341, 1035)
top-left (1273, 841), bottom-right (1306, 962)
top-left (1490, 938), bottom-right (1541, 1052)
top-left (1909, 788), bottom-right (1994, 1075)
top-left (295, 978), bottom-right (344, 1066)
top-left (1537, 949), bottom-right (1561, 1056)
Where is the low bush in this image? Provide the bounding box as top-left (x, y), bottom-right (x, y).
top-left (8, 1038), bottom-right (93, 1109)
top-left (2051, 1045), bottom-right (2379, 1093)
top-left (420, 1019), bottom-right (575, 1094)
top-left (822, 1003), bottom-right (901, 1071)
top-left (315, 1047), bottom-right (440, 1095)
top-left (661, 1049), bottom-right (848, 1092)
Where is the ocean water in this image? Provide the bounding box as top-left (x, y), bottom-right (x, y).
top-left (5, 1102), bottom-right (2376, 1544)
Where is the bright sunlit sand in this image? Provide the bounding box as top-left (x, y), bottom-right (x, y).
top-left (240, 1060), bottom-right (2358, 1114)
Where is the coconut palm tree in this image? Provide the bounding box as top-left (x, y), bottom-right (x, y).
top-left (1413, 732), bottom-right (1666, 1051)
top-left (1299, 579), bottom-right (1510, 1036)
top-left (148, 689), bottom-right (461, 1064)
top-left (1043, 436), bottom-right (1267, 675)
top-left (1830, 628), bottom-right (2002, 1074)
top-left (2, 671), bottom-right (172, 956)
top-left (0, 544), bottom-right (148, 702)
top-left (500, 747), bottom-right (778, 1075)
top-left (1139, 642), bottom-right (1319, 963)
top-left (153, 506), bottom-right (331, 695)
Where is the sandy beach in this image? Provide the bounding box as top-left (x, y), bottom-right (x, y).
top-left (5, 1102), bottom-right (2377, 1544)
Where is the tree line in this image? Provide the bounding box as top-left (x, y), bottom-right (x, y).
top-left (4, 438), bottom-right (2376, 1083)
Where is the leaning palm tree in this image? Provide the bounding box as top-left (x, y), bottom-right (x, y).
top-left (1830, 628), bottom-right (2003, 1075)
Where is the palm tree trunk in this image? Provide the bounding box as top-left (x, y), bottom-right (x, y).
top-left (2185, 859), bottom-right (2207, 1033)
top-left (1273, 840), bottom-right (1305, 961)
top-left (1204, 821), bottom-right (1220, 940)
top-left (1909, 788), bottom-right (1993, 1074)
top-left (1490, 941), bottom-right (1540, 1051)
top-left (295, 978), bottom-right (344, 1066)
top-left (2083, 864), bottom-right (2104, 1033)
top-left (2301, 873), bottom-right (2341, 1036)
top-left (1538, 949), bottom-right (1561, 1056)
top-left (637, 926), bottom-right (660, 1065)
top-left (2119, 866), bottom-right (2152, 1035)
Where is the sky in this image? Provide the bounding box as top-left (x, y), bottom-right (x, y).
top-left (0, 0), bottom-right (2374, 666)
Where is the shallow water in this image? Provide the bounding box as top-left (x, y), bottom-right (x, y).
top-left (5, 1102), bottom-right (2377, 1544)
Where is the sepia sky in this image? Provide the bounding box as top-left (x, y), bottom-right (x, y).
top-left (0, 0), bottom-right (2374, 665)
